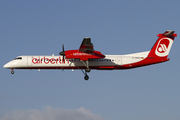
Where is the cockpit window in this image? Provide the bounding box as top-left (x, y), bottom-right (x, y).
top-left (14, 57), bottom-right (22, 60)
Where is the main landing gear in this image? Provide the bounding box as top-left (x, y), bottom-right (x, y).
top-left (81, 60), bottom-right (91, 80)
top-left (81, 68), bottom-right (90, 80)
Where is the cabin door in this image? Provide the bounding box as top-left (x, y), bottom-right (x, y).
top-left (117, 57), bottom-right (121, 65)
top-left (27, 57), bottom-right (32, 66)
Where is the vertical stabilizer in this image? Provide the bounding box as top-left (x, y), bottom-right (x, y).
top-left (147, 30), bottom-right (177, 58)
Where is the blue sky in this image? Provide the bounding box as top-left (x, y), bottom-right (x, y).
top-left (1, 0), bottom-right (180, 120)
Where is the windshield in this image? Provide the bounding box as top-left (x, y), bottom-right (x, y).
top-left (14, 57), bottom-right (22, 60)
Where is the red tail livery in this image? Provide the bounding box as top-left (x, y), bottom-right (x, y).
top-left (148, 30), bottom-right (176, 58)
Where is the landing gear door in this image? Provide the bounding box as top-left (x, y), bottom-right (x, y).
top-left (27, 57), bottom-right (32, 66)
top-left (117, 57), bottom-right (121, 65)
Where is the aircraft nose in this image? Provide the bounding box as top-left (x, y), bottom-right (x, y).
top-left (3, 61), bottom-right (14, 68)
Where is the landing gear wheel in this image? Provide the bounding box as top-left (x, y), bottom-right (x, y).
top-left (11, 69), bottom-right (14, 74)
top-left (84, 75), bottom-right (89, 80)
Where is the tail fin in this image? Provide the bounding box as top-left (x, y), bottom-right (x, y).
top-left (147, 30), bottom-right (177, 59)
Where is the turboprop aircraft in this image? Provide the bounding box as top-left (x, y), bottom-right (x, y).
top-left (3, 30), bottom-right (177, 80)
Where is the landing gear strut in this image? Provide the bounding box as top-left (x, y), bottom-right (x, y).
top-left (11, 69), bottom-right (14, 74)
top-left (81, 69), bottom-right (89, 80)
top-left (81, 60), bottom-right (91, 80)
top-left (85, 67), bottom-right (91, 73)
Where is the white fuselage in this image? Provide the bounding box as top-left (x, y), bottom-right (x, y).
top-left (4, 51), bottom-right (150, 70)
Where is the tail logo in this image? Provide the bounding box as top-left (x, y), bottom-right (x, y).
top-left (157, 43), bottom-right (168, 53)
top-left (155, 38), bottom-right (173, 57)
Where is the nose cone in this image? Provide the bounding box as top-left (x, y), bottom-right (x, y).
top-left (3, 61), bottom-right (14, 68)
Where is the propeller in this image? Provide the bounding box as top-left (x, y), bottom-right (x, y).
top-left (59, 44), bottom-right (65, 62)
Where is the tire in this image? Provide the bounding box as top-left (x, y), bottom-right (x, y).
top-left (84, 75), bottom-right (89, 80)
top-left (11, 70), bottom-right (14, 74)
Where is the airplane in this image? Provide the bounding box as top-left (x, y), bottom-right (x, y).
top-left (3, 30), bottom-right (177, 80)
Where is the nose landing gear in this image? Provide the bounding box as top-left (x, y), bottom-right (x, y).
top-left (11, 68), bottom-right (14, 74)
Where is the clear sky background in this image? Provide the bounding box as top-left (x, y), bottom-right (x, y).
top-left (1, 0), bottom-right (180, 120)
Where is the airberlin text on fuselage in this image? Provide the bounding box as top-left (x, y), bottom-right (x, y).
top-left (32, 57), bottom-right (69, 64)
top-left (73, 52), bottom-right (93, 56)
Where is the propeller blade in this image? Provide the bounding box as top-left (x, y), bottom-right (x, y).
top-left (59, 44), bottom-right (65, 56)
top-left (63, 55), bottom-right (65, 63)
top-left (62, 44), bottom-right (64, 52)
top-left (59, 44), bottom-right (65, 63)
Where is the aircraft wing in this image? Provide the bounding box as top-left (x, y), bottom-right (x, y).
top-left (79, 38), bottom-right (94, 53)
